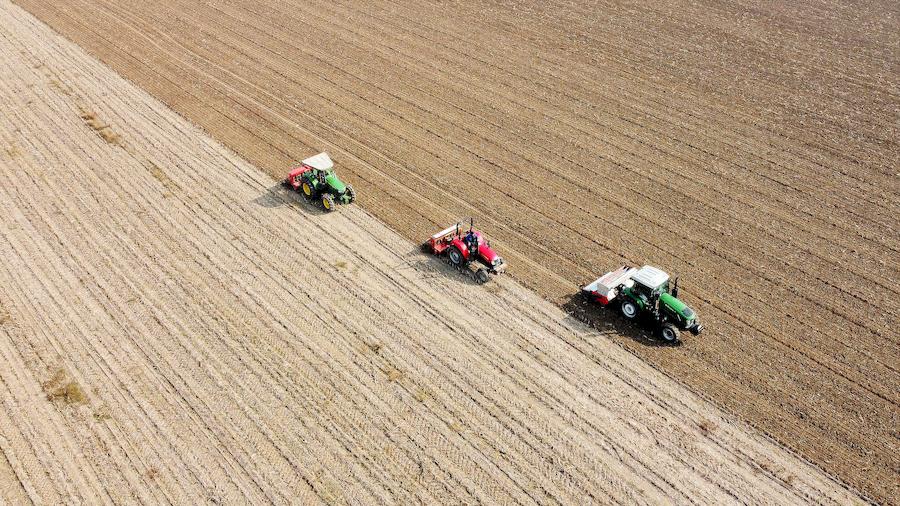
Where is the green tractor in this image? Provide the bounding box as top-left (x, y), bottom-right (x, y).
top-left (582, 265), bottom-right (703, 344)
top-left (285, 152), bottom-right (355, 211)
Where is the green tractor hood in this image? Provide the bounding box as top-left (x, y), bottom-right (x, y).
top-left (325, 172), bottom-right (346, 193)
top-left (660, 293), bottom-right (695, 321)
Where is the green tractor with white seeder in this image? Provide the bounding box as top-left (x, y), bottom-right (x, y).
top-left (581, 265), bottom-right (703, 344)
top-left (284, 152), bottom-right (355, 211)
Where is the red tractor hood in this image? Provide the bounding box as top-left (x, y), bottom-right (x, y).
top-left (478, 243), bottom-right (500, 264)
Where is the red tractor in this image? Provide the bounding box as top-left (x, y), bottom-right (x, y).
top-left (423, 219), bottom-right (506, 284)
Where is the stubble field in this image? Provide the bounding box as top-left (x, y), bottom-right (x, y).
top-left (4, 0), bottom-right (899, 502)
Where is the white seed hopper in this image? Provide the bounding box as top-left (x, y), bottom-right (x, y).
top-left (301, 152), bottom-right (333, 171)
top-left (583, 265), bottom-right (636, 303)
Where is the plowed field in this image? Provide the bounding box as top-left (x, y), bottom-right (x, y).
top-left (6, 0), bottom-right (899, 502)
top-left (0, 2), bottom-right (870, 502)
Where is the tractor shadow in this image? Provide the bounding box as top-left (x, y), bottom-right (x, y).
top-left (252, 183), bottom-right (329, 215)
top-left (396, 246), bottom-right (488, 287)
top-left (561, 293), bottom-right (680, 348)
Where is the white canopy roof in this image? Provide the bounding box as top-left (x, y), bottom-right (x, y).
top-left (301, 152), bottom-right (333, 171)
top-left (632, 265), bottom-right (670, 289)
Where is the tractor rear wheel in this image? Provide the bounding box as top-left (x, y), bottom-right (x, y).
top-left (474, 268), bottom-right (490, 284)
top-left (447, 246), bottom-right (464, 266)
top-left (620, 300), bottom-right (639, 320)
top-left (302, 181), bottom-right (313, 197)
top-left (321, 194), bottom-right (336, 211)
top-left (660, 323), bottom-right (680, 344)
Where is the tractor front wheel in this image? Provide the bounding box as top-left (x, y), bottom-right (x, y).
top-left (659, 323), bottom-right (680, 344)
top-left (345, 184), bottom-right (356, 203)
top-left (474, 268), bottom-right (490, 284)
top-left (447, 246), bottom-right (464, 266)
top-left (620, 300), bottom-right (639, 320)
top-left (321, 194), bottom-right (336, 211)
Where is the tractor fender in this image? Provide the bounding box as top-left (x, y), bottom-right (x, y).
top-left (449, 238), bottom-right (470, 260)
top-left (619, 289), bottom-right (640, 308)
top-left (287, 165), bottom-right (312, 188)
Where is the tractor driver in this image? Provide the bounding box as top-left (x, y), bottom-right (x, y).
top-left (464, 229), bottom-right (478, 247)
top-left (464, 229), bottom-right (479, 256)
top-left (647, 288), bottom-right (662, 314)
top-left (317, 170), bottom-right (327, 186)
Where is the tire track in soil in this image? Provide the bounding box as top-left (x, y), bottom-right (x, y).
top-left (1, 48), bottom-right (404, 506)
top-left (0, 103), bottom-right (217, 505)
top-left (458, 0), bottom-right (896, 177)
top-left (0, 47), bottom-right (284, 502)
top-left (363, 0), bottom-right (898, 206)
top-left (489, 0), bottom-right (900, 162)
top-left (0, 442), bottom-right (31, 505)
